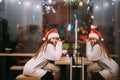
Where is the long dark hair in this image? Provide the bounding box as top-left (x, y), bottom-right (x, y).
top-left (32, 40), bottom-right (51, 59)
top-left (95, 41), bottom-right (111, 59)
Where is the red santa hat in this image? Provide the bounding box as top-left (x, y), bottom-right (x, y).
top-left (89, 29), bottom-right (104, 41)
top-left (43, 29), bottom-right (59, 41)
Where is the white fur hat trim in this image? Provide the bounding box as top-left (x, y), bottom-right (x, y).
top-left (89, 33), bottom-right (99, 40)
top-left (48, 33), bottom-right (59, 39)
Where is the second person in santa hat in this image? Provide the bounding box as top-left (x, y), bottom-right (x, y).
top-left (23, 29), bottom-right (63, 80)
top-left (86, 29), bottom-right (119, 80)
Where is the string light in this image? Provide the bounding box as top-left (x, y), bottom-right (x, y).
top-left (14, 0), bottom-right (56, 13)
top-left (48, 0), bottom-right (52, 4)
top-left (12, 0), bottom-right (117, 15)
top-left (91, 15), bottom-right (94, 19)
top-left (17, 1), bottom-right (21, 4)
top-left (0, 0), bottom-right (2, 3)
top-left (79, 1), bottom-right (83, 6)
top-left (24, 1), bottom-right (30, 6)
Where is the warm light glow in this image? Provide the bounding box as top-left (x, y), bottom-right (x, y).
top-left (90, 25), bottom-right (95, 29)
top-left (82, 30), bottom-right (86, 34)
top-left (79, 1), bottom-right (83, 6)
top-left (79, 27), bottom-right (83, 31)
top-left (91, 15), bottom-right (94, 19)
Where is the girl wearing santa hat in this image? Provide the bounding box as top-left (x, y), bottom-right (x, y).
top-left (23, 29), bottom-right (63, 80)
top-left (86, 29), bottom-right (119, 80)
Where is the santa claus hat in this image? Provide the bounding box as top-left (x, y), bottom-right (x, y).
top-left (43, 29), bottom-right (59, 41)
top-left (89, 29), bottom-right (104, 41)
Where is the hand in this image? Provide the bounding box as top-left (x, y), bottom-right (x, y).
top-left (61, 40), bottom-right (65, 43)
top-left (58, 38), bottom-right (65, 43)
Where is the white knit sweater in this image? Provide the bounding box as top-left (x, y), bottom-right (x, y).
top-left (23, 41), bottom-right (62, 78)
top-left (86, 42), bottom-right (119, 78)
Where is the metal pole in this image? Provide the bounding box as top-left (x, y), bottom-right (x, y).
top-left (81, 57), bottom-right (84, 80)
top-left (74, 13), bottom-right (85, 80)
top-left (70, 57), bottom-right (72, 80)
top-left (75, 19), bottom-right (78, 55)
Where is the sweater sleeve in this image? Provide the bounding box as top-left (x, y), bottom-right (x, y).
top-left (86, 42), bottom-right (102, 61)
top-left (44, 41), bottom-right (63, 60)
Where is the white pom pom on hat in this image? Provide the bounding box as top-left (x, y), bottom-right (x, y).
top-left (42, 37), bottom-right (46, 41)
top-left (43, 29), bottom-right (59, 41)
top-left (89, 29), bottom-right (104, 41)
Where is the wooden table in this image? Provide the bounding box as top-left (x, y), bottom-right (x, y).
top-left (0, 53), bottom-right (34, 80)
top-left (0, 53), bottom-right (34, 57)
top-left (55, 56), bottom-right (93, 80)
top-left (55, 56), bottom-right (92, 65)
top-left (0, 53), bottom-right (118, 80)
top-left (0, 53), bottom-right (93, 80)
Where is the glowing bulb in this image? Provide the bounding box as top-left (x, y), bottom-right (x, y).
top-left (91, 15), bottom-right (94, 19)
top-left (79, 1), bottom-right (83, 6)
top-left (0, 0), bottom-right (2, 3)
top-left (48, 0), bottom-right (52, 4)
top-left (24, 1), bottom-right (31, 7)
top-left (25, 2), bottom-right (29, 6)
top-left (90, 25), bottom-right (95, 29)
top-left (96, 6), bottom-right (99, 9)
top-left (18, 1), bottom-right (21, 4)
top-left (36, 5), bottom-right (40, 9)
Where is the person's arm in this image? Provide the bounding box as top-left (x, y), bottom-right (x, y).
top-left (45, 41), bottom-right (62, 60)
top-left (86, 42), bottom-right (102, 61)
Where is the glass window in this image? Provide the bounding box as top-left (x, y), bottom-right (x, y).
top-left (0, 0), bottom-right (119, 54)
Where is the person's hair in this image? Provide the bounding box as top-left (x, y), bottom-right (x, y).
top-left (32, 40), bottom-right (51, 59)
top-left (95, 41), bottom-right (111, 59)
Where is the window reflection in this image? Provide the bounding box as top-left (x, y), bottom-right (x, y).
top-left (0, 0), bottom-right (119, 54)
